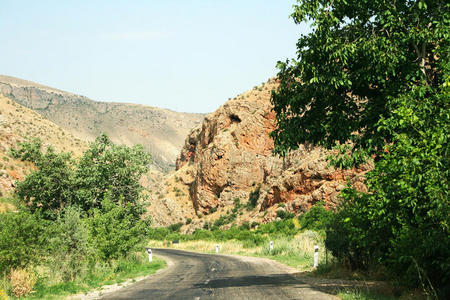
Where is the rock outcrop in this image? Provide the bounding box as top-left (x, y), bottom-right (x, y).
top-left (176, 79), bottom-right (371, 222)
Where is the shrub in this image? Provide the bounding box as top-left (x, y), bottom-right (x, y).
top-left (240, 222), bottom-right (250, 230)
top-left (0, 211), bottom-right (47, 272)
top-left (247, 185), bottom-right (260, 210)
top-left (185, 218), bottom-right (192, 225)
top-left (251, 222), bottom-right (259, 228)
top-left (88, 195), bottom-right (148, 260)
top-left (298, 203), bottom-right (333, 231)
top-left (276, 210), bottom-right (294, 219)
top-left (192, 229), bottom-right (214, 240)
top-left (148, 227), bottom-right (171, 240)
top-left (168, 222), bottom-right (183, 232)
top-left (231, 198), bottom-right (241, 213)
top-left (47, 206), bottom-right (94, 281)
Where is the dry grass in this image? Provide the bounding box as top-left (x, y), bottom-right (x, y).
top-left (9, 268), bottom-right (36, 297)
top-left (0, 202), bottom-right (14, 213)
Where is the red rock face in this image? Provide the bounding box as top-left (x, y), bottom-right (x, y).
top-left (176, 79), bottom-right (371, 219)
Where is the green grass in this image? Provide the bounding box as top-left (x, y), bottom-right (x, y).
top-left (15, 253), bottom-right (166, 300)
top-left (338, 289), bottom-right (396, 300)
top-left (149, 229), bottom-right (324, 271)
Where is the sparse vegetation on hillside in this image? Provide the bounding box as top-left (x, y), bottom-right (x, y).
top-left (0, 76), bottom-right (204, 171)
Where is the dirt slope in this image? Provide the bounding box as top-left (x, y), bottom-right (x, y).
top-left (0, 94), bottom-right (88, 195)
top-left (0, 75), bottom-right (204, 171)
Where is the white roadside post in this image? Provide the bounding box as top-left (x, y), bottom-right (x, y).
top-left (313, 245), bottom-right (319, 268)
top-left (216, 244), bottom-right (219, 254)
top-left (146, 247), bottom-right (152, 262)
top-left (269, 241), bottom-right (274, 253)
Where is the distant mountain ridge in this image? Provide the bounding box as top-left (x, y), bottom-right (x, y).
top-left (0, 75), bottom-right (204, 170)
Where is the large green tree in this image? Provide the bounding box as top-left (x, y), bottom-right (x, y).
top-left (13, 141), bottom-right (74, 219)
top-left (12, 134), bottom-right (152, 218)
top-left (74, 134), bottom-right (152, 215)
top-left (271, 0), bottom-right (448, 157)
top-left (271, 0), bottom-right (449, 294)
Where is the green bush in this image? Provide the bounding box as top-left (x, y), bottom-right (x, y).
top-left (298, 203), bottom-right (333, 231)
top-left (88, 195), bottom-right (148, 260)
top-left (251, 222), bottom-right (259, 228)
top-left (231, 198), bottom-right (242, 213)
top-left (148, 227), bottom-right (171, 240)
top-left (168, 222), bottom-right (183, 232)
top-left (0, 211), bottom-right (47, 272)
top-left (47, 206), bottom-right (94, 281)
top-left (239, 222), bottom-right (250, 230)
top-left (276, 210), bottom-right (295, 220)
top-left (247, 185), bottom-right (260, 210)
top-left (192, 229), bottom-right (214, 240)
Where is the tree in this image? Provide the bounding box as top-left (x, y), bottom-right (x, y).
top-left (13, 134), bottom-right (152, 218)
top-left (87, 193), bottom-right (149, 260)
top-left (271, 0), bottom-right (449, 293)
top-left (14, 145), bottom-right (75, 219)
top-left (74, 134), bottom-right (152, 215)
top-left (271, 0), bottom-right (448, 158)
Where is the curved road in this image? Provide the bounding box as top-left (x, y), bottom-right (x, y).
top-left (100, 248), bottom-right (338, 300)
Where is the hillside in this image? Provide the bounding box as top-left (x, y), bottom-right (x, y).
top-left (0, 75), bottom-right (204, 171)
top-left (0, 94), bottom-right (89, 196)
top-left (147, 79), bottom-right (372, 229)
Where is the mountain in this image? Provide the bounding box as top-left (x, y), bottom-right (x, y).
top-left (0, 75), bottom-right (204, 171)
top-left (0, 94), bottom-right (89, 196)
top-left (148, 78), bottom-right (371, 229)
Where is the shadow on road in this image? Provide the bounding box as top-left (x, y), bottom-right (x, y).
top-left (196, 273), bottom-right (388, 297)
top-left (198, 274), bottom-right (301, 289)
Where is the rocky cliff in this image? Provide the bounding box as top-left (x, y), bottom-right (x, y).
top-left (0, 75), bottom-right (204, 170)
top-left (174, 78), bottom-right (370, 226)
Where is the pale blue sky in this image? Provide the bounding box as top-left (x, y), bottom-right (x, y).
top-left (0, 0), bottom-right (309, 113)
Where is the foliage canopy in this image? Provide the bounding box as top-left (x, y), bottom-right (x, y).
top-left (271, 0), bottom-right (449, 158)
top-left (12, 134), bottom-right (151, 219)
top-left (271, 0), bottom-right (449, 294)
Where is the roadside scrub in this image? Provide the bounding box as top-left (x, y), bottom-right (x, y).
top-left (0, 254), bottom-right (165, 300)
top-left (0, 135), bottom-right (166, 299)
top-left (147, 206), bottom-right (332, 270)
top-left (149, 230), bottom-right (325, 271)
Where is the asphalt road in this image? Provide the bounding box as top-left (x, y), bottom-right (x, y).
top-left (100, 248), bottom-right (338, 300)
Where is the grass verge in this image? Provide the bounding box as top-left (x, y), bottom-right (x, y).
top-left (149, 230), bottom-right (325, 271)
top-left (2, 252), bottom-right (166, 300)
top-left (148, 233), bottom-right (421, 300)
